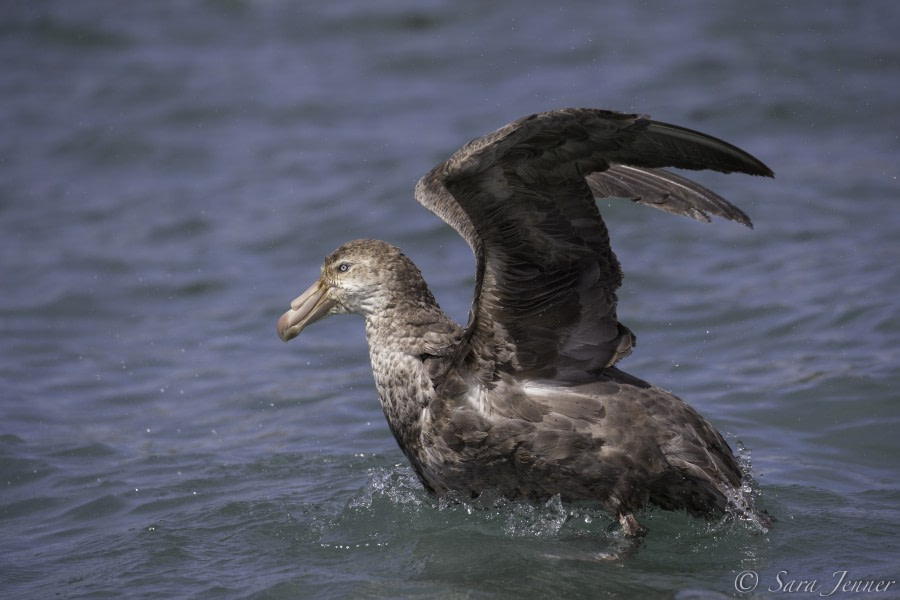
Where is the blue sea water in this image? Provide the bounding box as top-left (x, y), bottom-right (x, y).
top-left (2, 1), bottom-right (899, 598)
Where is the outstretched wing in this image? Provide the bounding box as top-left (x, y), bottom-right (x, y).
top-left (414, 108), bottom-right (771, 385)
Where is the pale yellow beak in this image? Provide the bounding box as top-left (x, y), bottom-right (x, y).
top-left (277, 279), bottom-right (336, 342)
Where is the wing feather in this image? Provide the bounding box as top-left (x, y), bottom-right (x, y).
top-left (588, 165), bottom-right (755, 227)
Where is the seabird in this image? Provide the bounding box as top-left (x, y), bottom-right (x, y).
top-left (277, 108), bottom-right (772, 537)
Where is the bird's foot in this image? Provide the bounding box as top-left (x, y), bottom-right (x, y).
top-left (618, 512), bottom-right (648, 538)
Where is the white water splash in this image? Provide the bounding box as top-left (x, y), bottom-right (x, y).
top-left (724, 441), bottom-right (772, 533)
top-left (347, 465), bottom-right (425, 511)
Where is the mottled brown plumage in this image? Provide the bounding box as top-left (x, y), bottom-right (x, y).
top-left (277, 108), bottom-right (772, 537)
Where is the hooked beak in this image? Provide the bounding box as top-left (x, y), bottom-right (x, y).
top-left (277, 279), bottom-right (337, 342)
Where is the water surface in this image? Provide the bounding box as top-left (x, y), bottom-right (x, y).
top-left (2, 1), bottom-right (899, 598)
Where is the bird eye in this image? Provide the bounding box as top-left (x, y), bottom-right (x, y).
top-left (337, 263), bottom-right (350, 273)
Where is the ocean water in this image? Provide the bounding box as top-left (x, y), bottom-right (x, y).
top-left (2, 1), bottom-right (899, 598)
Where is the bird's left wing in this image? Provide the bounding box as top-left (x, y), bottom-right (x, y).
top-left (414, 108), bottom-right (771, 386)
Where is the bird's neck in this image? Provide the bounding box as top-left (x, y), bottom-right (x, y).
top-left (361, 297), bottom-right (461, 458)
top-left (363, 297), bottom-right (457, 354)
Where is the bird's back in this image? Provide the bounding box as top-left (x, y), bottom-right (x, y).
top-left (412, 365), bottom-right (741, 520)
